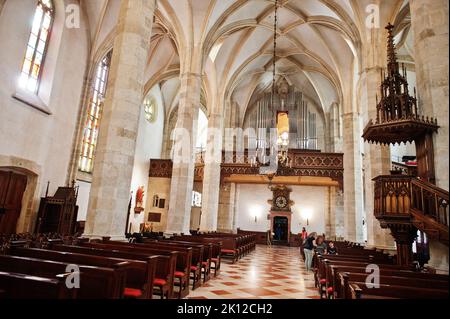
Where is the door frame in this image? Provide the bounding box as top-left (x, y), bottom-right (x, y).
top-left (0, 156), bottom-right (41, 233)
top-left (269, 210), bottom-right (292, 243)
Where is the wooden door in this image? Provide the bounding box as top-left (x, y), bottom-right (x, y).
top-left (0, 171), bottom-right (27, 234)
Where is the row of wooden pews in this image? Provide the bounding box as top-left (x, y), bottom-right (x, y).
top-left (0, 232), bottom-right (256, 299)
top-left (313, 241), bottom-right (448, 299)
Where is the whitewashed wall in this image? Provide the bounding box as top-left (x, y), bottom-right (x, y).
top-left (128, 86), bottom-right (165, 232)
top-left (0, 0), bottom-right (89, 231)
top-left (236, 184), bottom-right (328, 235)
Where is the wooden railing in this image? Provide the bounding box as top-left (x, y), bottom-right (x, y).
top-left (410, 178), bottom-right (449, 227)
top-left (150, 150), bottom-right (344, 187)
top-left (373, 175), bottom-right (449, 243)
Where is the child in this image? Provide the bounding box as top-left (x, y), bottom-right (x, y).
top-left (327, 241), bottom-right (338, 255)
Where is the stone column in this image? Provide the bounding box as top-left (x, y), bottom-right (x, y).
top-left (84, 0), bottom-right (155, 240)
top-left (410, 0), bottom-right (449, 190)
top-left (361, 68), bottom-right (396, 249)
top-left (200, 110), bottom-right (224, 231)
top-left (232, 183), bottom-right (241, 233)
top-left (326, 186), bottom-right (341, 239)
top-left (217, 182), bottom-right (236, 232)
top-left (334, 188), bottom-right (345, 240)
top-left (165, 72), bottom-right (201, 235)
top-left (342, 112), bottom-right (364, 242)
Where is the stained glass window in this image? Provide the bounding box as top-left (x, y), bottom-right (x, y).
top-left (78, 51), bottom-right (112, 173)
top-left (143, 97), bottom-right (157, 123)
top-left (19, 0), bottom-right (54, 93)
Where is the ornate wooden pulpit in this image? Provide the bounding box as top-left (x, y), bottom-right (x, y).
top-left (363, 24), bottom-right (448, 265)
top-left (35, 183), bottom-right (79, 235)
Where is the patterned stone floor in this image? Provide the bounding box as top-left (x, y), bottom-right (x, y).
top-left (186, 245), bottom-right (320, 299)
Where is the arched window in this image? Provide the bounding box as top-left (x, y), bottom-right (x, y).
top-left (78, 51), bottom-right (112, 173)
top-left (19, 0), bottom-right (54, 93)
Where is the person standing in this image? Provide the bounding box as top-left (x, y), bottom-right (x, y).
top-left (303, 232), bottom-right (317, 272)
top-left (300, 227), bottom-right (308, 245)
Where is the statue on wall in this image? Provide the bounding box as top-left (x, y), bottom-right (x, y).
top-left (134, 186), bottom-right (145, 213)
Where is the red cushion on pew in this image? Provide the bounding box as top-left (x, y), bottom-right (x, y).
top-left (327, 287), bottom-right (334, 294)
top-left (319, 279), bottom-right (327, 285)
top-left (191, 266), bottom-right (198, 271)
top-left (175, 271), bottom-right (185, 278)
top-left (123, 288), bottom-right (142, 298)
top-left (221, 249), bottom-right (235, 253)
top-left (154, 278), bottom-right (167, 286)
top-left (202, 262), bottom-right (209, 267)
top-left (211, 258), bottom-right (218, 262)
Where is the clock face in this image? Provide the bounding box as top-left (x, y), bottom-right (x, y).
top-left (275, 196), bottom-right (288, 209)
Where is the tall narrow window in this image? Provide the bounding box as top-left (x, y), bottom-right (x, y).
top-left (79, 51), bottom-right (112, 173)
top-left (19, 0), bottom-right (54, 93)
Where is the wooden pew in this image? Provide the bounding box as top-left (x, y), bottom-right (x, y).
top-left (325, 262), bottom-right (447, 299)
top-left (97, 240), bottom-right (192, 299)
top-left (53, 244), bottom-right (176, 299)
top-left (143, 238), bottom-right (205, 289)
top-left (0, 255), bottom-right (120, 299)
top-left (179, 235), bottom-right (239, 263)
top-left (337, 271), bottom-right (449, 299)
top-left (349, 282), bottom-right (448, 299)
top-left (9, 247), bottom-right (132, 299)
top-left (0, 271), bottom-right (76, 299)
top-left (168, 237), bottom-right (215, 282)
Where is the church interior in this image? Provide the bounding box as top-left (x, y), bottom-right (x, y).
top-left (0, 0), bottom-right (448, 300)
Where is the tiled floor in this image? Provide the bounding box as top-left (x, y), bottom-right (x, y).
top-left (187, 245), bottom-right (319, 299)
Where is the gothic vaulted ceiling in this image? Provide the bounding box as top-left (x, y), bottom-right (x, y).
top-left (80, 0), bottom-right (413, 122)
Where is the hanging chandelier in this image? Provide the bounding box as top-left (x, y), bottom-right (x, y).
top-left (256, 0), bottom-right (292, 188)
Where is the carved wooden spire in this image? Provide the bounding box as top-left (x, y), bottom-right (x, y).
top-left (363, 24), bottom-right (438, 145)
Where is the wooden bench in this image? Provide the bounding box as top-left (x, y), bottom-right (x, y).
top-left (0, 271), bottom-right (76, 299)
top-left (336, 271), bottom-right (449, 299)
top-left (55, 244), bottom-right (176, 299)
top-left (97, 240), bottom-right (192, 299)
top-left (49, 245), bottom-right (160, 299)
top-left (9, 246), bottom-right (133, 299)
top-left (0, 255), bottom-right (121, 299)
top-left (349, 282), bottom-right (448, 299)
top-left (143, 238), bottom-right (205, 290)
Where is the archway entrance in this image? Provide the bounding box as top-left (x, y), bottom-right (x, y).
top-left (0, 170), bottom-right (28, 234)
top-left (273, 216), bottom-right (289, 244)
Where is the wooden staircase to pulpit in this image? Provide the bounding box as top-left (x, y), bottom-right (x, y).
top-left (363, 24), bottom-right (449, 266)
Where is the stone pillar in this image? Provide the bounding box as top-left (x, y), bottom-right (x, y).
top-left (165, 72), bottom-right (201, 235)
top-left (200, 110), bottom-right (224, 231)
top-left (361, 68), bottom-right (396, 249)
top-left (217, 183), bottom-right (236, 232)
top-left (342, 112), bottom-right (364, 242)
top-left (334, 189), bottom-right (345, 240)
top-left (410, 0), bottom-right (449, 190)
top-left (84, 0), bottom-right (155, 240)
top-left (326, 186), bottom-right (341, 239)
top-left (232, 183), bottom-right (241, 233)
